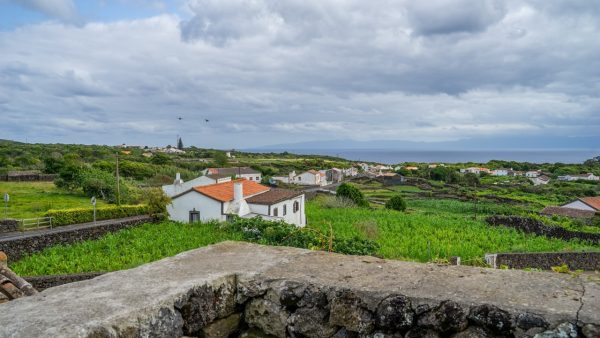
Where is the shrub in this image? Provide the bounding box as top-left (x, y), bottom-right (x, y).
top-left (45, 205), bottom-right (149, 226)
top-left (145, 188), bottom-right (171, 220)
top-left (320, 195), bottom-right (356, 209)
top-left (336, 183), bottom-right (369, 207)
top-left (385, 195), bottom-right (407, 212)
top-left (217, 216), bottom-right (379, 256)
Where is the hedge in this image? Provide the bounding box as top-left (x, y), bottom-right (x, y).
top-left (45, 205), bottom-right (149, 227)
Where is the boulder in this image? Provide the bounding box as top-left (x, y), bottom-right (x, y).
top-left (468, 304), bottom-right (513, 335)
top-left (244, 298), bottom-right (290, 337)
top-left (451, 326), bottom-right (495, 338)
top-left (202, 313), bottom-right (241, 338)
top-left (516, 313), bottom-right (550, 331)
top-left (417, 301), bottom-right (469, 333)
top-left (330, 290), bottom-right (374, 334)
top-left (375, 294), bottom-right (415, 332)
top-left (581, 324), bottom-right (600, 338)
top-left (534, 322), bottom-right (579, 338)
top-left (404, 327), bottom-right (441, 338)
top-left (288, 306), bottom-right (338, 338)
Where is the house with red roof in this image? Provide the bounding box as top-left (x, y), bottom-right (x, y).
top-left (166, 179), bottom-right (306, 227)
top-left (561, 197), bottom-right (600, 212)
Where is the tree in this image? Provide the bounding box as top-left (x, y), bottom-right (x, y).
top-left (55, 161), bottom-right (84, 190)
top-left (177, 137), bottom-right (184, 150)
top-left (151, 153), bottom-right (171, 165)
top-left (385, 195), bottom-right (407, 212)
top-left (146, 188), bottom-right (171, 220)
top-left (464, 173), bottom-right (480, 186)
top-left (336, 183), bottom-right (369, 207)
top-left (213, 152), bottom-right (228, 166)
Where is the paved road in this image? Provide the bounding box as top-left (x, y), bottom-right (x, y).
top-left (0, 215), bottom-right (150, 242)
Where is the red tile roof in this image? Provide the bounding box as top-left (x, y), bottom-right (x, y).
top-left (245, 189), bottom-right (303, 205)
top-left (580, 197), bottom-right (600, 211)
top-left (193, 179), bottom-right (270, 202)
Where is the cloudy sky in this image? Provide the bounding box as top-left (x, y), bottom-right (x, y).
top-left (0, 0), bottom-right (599, 149)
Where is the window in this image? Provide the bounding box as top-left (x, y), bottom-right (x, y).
top-left (273, 207), bottom-right (278, 216)
top-left (249, 177), bottom-right (253, 180)
top-left (293, 201), bottom-right (300, 213)
top-left (189, 210), bottom-right (200, 223)
top-left (283, 204), bottom-right (287, 216)
top-left (226, 214), bottom-right (235, 222)
top-left (256, 176), bottom-right (260, 181)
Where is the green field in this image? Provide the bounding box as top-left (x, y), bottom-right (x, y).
top-left (0, 181), bottom-right (107, 219)
top-left (11, 197), bottom-right (598, 276)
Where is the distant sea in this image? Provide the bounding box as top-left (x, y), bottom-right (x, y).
top-left (252, 149), bottom-right (600, 165)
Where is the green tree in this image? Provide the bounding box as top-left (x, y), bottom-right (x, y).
top-left (336, 183), bottom-right (369, 207)
top-left (213, 152), bottom-right (228, 166)
top-left (385, 195), bottom-right (407, 211)
top-left (464, 173), bottom-right (480, 187)
top-left (177, 137), bottom-right (184, 150)
top-left (151, 153), bottom-right (171, 165)
top-left (145, 188), bottom-right (171, 220)
top-left (55, 161), bottom-right (84, 190)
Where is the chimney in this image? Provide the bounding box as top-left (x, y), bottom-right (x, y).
top-left (174, 172), bottom-right (184, 186)
top-left (234, 181), bottom-right (243, 202)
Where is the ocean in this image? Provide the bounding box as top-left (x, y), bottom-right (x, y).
top-left (254, 149), bottom-right (600, 165)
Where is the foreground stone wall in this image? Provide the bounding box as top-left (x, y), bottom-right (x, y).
top-left (0, 219), bottom-right (18, 234)
top-left (25, 272), bottom-right (105, 291)
top-left (486, 252), bottom-right (600, 271)
top-left (0, 215), bottom-right (152, 262)
top-left (0, 242), bottom-right (598, 338)
top-left (486, 215), bottom-right (600, 244)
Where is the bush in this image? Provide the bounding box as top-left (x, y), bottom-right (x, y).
top-left (145, 188), bottom-right (171, 220)
top-left (320, 195), bottom-right (356, 209)
top-left (336, 183), bottom-right (369, 207)
top-left (217, 216), bottom-right (379, 256)
top-left (385, 195), bottom-right (407, 212)
top-left (45, 205), bottom-right (149, 226)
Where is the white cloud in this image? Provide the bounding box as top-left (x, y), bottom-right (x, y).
top-left (0, 0), bottom-right (599, 147)
top-left (12, 0), bottom-right (79, 22)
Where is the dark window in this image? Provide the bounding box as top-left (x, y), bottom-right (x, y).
top-left (273, 207), bottom-right (278, 216)
top-left (283, 204), bottom-right (287, 216)
top-left (293, 201), bottom-right (300, 213)
top-left (189, 210), bottom-right (200, 223)
top-left (226, 214), bottom-right (235, 222)
top-left (256, 176), bottom-right (260, 181)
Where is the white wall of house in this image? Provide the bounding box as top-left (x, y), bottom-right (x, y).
top-left (561, 200), bottom-right (596, 211)
top-left (525, 171), bottom-right (540, 178)
top-left (240, 173), bottom-right (262, 182)
top-left (255, 195), bottom-right (305, 227)
top-left (493, 169), bottom-right (508, 176)
top-left (295, 171), bottom-right (324, 186)
top-left (167, 191), bottom-right (225, 223)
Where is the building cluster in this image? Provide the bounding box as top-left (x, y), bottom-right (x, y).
top-left (272, 167), bottom-right (359, 186)
top-left (162, 168), bottom-right (305, 227)
top-left (459, 167), bottom-right (553, 185)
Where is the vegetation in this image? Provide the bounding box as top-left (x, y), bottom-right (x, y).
top-left (45, 205), bottom-right (149, 226)
top-left (336, 183), bottom-right (369, 207)
top-left (0, 181), bottom-right (107, 219)
top-left (385, 195), bottom-right (407, 211)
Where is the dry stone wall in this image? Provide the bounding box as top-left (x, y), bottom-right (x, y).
top-left (0, 242), bottom-right (598, 338)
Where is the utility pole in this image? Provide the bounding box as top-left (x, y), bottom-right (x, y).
top-left (116, 153), bottom-right (121, 205)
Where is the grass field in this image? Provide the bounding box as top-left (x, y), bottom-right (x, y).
top-left (11, 196), bottom-right (599, 276)
top-left (0, 181), bottom-right (107, 219)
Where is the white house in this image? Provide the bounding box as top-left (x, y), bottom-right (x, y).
top-left (558, 173), bottom-right (599, 181)
top-left (205, 167), bottom-right (262, 182)
top-left (294, 170), bottom-right (327, 186)
top-left (272, 171), bottom-right (297, 184)
top-left (162, 173), bottom-right (231, 198)
top-left (460, 167), bottom-right (491, 175)
top-left (530, 175), bottom-right (550, 186)
top-left (560, 197), bottom-right (600, 211)
top-left (492, 168), bottom-right (510, 176)
top-left (525, 170), bottom-right (541, 178)
top-left (167, 179), bottom-right (306, 227)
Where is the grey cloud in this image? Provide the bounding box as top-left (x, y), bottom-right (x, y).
top-left (405, 0), bottom-right (507, 36)
top-left (0, 1), bottom-right (599, 148)
top-left (11, 0), bottom-right (79, 22)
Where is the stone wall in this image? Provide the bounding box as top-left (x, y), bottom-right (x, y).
top-left (0, 215), bottom-right (152, 262)
top-left (0, 219), bottom-right (18, 234)
top-left (25, 272), bottom-right (105, 291)
top-left (0, 242), bottom-right (597, 338)
top-left (485, 252), bottom-right (600, 271)
top-left (486, 215), bottom-right (600, 244)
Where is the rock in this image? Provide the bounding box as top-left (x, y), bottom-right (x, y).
top-left (330, 290), bottom-right (374, 334)
top-left (366, 332), bottom-right (404, 338)
top-left (288, 306), bottom-right (338, 338)
top-left (415, 304), bottom-right (432, 315)
top-left (375, 295), bottom-right (414, 331)
top-left (516, 313), bottom-right (550, 331)
top-left (244, 298), bottom-right (290, 337)
top-left (237, 279), bottom-right (268, 304)
top-left (175, 279), bottom-right (237, 335)
top-left (201, 313), bottom-right (241, 338)
top-left (451, 326), bottom-right (495, 338)
top-left (582, 324), bottom-right (600, 338)
top-left (278, 280), bottom-right (306, 309)
top-left (417, 301), bottom-right (469, 333)
top-left (404, 327), bottom-right (441, 338)
top-left (239, 328), bottom-right (279, 338)
top-left (298, 284), bottom-right (328, 308)
top-left (332, 328), bottom-right (359, 338)
top-left (468, 304), bottom-right (513, 335)
top-left (534, 322), bottom-right (579, 338)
